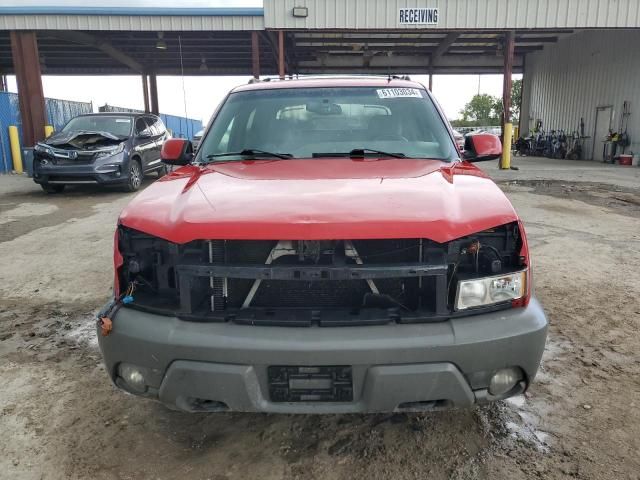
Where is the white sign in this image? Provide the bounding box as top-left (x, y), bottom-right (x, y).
top-left (398, 8), bottom-right (439, 25)
top-left (376, 88), bottom-right (422, 99)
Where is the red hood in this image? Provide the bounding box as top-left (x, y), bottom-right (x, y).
top-left (118, 158), bottom-right (518, 244)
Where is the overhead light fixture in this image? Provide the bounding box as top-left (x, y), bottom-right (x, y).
top-left (292, 6), bottom-right (308, 17)
top-left (156, 32), bottom-right (167, 50)
top-left (199, 57), bottom-right (208, 72)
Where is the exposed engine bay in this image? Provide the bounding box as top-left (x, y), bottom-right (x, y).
top-left (45, 130), bottom-right (124, 150)
top-left (116, 222), bottom-right (526, 326)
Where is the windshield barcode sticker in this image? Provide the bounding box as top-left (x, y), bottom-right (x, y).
top-left (376, 88), bottom-right (422, 99)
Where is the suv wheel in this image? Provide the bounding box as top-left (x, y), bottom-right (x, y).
top-left (125, 159), bottom-right (143, 192)
top-left (41, 183), bottom-right (65, 194)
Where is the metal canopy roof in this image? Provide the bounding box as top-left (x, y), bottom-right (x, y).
top-left (0, 29), bottom-right (571, 76)
top-left (1, 0), bottom-right (631, 76)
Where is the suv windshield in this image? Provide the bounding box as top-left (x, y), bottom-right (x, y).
top-left (198, 86), bottom-right (457, 161)
top-left (62, 116), bottom-right (133, 138)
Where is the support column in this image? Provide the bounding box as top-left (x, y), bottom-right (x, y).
top-left (149, 73), bottom-right (159, 115)
top-left (518, 55), bottom-right (526, 138)
top-left (278, 30), bottom-right (285, 80)
top-left (500, 31), bottom-right (515, 170)
top-left (142, 74), bottom-right (150, 113)
top-left (251, 31), bottom-right (261, 80)
top-left (10, 31), bottom-right (46, 147)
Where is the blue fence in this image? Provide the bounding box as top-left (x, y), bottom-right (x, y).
top-left (0, 91), bottom-right (93, 173)
top-left (161, 113), bottom-right (202, 140)
top-left (98, 104), bottom-right (202, 140)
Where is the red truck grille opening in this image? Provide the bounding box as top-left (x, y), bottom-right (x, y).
top-left (117, 224), bottom-right (523, 326)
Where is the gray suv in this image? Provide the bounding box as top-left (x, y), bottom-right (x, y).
top-left (33, 113), bottom-right (169, 193)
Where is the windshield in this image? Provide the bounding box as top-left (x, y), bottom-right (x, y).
top-left (198, 86), bottom-right (457, 161)
top-left (62, 116), bottom-right (133, 138)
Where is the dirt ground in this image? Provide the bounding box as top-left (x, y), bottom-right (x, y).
top-left (1, 158), bottom-right (639, 480)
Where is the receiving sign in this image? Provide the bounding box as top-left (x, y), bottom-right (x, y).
top-left (398, 7), bottom-right (439, 25)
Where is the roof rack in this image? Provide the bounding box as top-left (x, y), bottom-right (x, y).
top-left (247, 74), bottom-right (413, 84)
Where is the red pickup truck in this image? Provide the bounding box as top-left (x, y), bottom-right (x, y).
top-left (97, 77), bottom-right (547, 413)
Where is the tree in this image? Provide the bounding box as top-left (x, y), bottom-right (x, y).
top-left (453, 79), bottom-right (522, 127)
top-left (459, 94), bottom-right (498, 125)
top-left (511, 78), bottom-right (522, 121)
top-left (492, 79), bottom-right (522, 122)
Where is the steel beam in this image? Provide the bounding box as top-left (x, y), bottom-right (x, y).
top-left (501, 30), bottom-right (515, 170)
top-left (503, 31), bottom-right (515, 124)
top-left (142, 74), bottom-right (150, 113)
top-left (149, 73), bottom-right (159, 116)
top-left (278, 30), bottom-right (285, 79)
top-left (10, 31), bottom-right (46, 147)
top-left (432, 32), bottom-right (460, 60)
top-left (292, 35), bottom-right (559, 45)
top-left (45, 31), bottom-right (144, 73)
top-left (251, 31), bottom-right (260, 79)
top-left (300, 53), bottom-right (522, 69)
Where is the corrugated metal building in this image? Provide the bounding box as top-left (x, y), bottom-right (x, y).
top-left (0, 6), bottom-right (265, 31)
top-left (520, 30), bottom-right (640, 160)
top-left (264, 0), bottom-right (640, 30)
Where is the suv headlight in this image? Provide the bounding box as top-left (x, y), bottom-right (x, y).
top-left (34, 143), bottom-right (52, 155)
top-left (95, 142), bottom-right (125, 160)
top-left (455, 270), bottom-right (526, 310)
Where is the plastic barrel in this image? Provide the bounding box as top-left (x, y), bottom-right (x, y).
top-left (22, 147), bottom-right (35, 177)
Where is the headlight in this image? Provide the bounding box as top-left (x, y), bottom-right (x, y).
top-left (95, 142), bottom-right (125, 160)
top-left (455, 270), bottom-right (526, 310)
top-left (34, 143), bottom-right (52, 155)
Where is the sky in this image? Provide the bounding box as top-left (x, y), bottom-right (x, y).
top-left (7, 74), bottom-right (516, 126)
top-left (8, 0), bottom-right (262, 7)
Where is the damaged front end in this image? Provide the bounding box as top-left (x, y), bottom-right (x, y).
top-left (33, 131), bottom-right (128, 185)
top-left (113, 222), bottom-right (529, 326)
top-left (35, 130), bottom-right (125, 164)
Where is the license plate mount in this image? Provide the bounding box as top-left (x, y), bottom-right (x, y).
top-left (268, 365), bottom-right (353, 402)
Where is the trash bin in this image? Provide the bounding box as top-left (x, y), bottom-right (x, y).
top-left (619, 154), bottom-right (632, 166)
top-left (22, 147), bottom-right (34, 177)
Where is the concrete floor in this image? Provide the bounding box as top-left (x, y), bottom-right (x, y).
top-left (0, 161), bottom-right (639, 479)
top-left (480, 156), bottom-right (640, 188)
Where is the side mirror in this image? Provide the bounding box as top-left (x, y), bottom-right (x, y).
top-left (161, 138), bottom-right (193, 166)
top-left (463, 133), bottom-right (502, 162)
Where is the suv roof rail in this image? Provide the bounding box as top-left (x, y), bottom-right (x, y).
top-left (247, 74), bottom-right (413, 84)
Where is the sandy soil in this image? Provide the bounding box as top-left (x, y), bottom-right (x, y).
top-left (0, 164), bottom-right (639, 480)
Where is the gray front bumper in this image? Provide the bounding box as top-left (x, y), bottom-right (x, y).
top-left (97, 299), bottom-right (547, 413)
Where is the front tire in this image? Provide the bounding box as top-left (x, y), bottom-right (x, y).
top-left (125, 159), bottom-right (143, 192)
top-left (40, 183), bottom-right (65, 194)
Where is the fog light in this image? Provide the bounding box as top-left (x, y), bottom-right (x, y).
top-left (488, 367), bottom-right (522, 396)
top-left (118, 363), bottom-right (147, 393)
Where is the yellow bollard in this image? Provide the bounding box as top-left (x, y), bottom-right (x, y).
top-left (8, 125), bottom-right (23, 174)
top-left (44, 125), bottom-right (54, 138)
top-left (500, 122), bottom-right (513, 170)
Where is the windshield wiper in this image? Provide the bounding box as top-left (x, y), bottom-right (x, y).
top-left (350, 148), bottom-right (406, 158)
top-left (205, 149), bottom-right (293, 161)
top-left (312, 148), bottom-right (407, 159)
